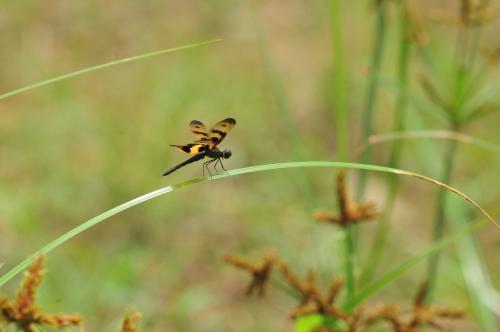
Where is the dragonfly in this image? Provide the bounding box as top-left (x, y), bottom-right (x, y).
top-left (162, 118), bottom-right (236, 176)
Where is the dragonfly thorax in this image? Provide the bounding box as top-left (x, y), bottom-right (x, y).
top-left (206, 148), bottom-right (231, 159)
top-left (221, 148), bottom-right (232, 159)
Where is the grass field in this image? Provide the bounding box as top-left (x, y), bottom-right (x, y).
top-left (1, 1), bottom-right (499, 331)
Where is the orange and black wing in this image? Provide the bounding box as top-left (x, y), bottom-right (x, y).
top-left (189, 120), bottom-right (209, 140)
top-left (169, 118), bottom-right (235, 154)
top-left (169, 120), bottom-right (210, 155)
top-left (206, 118), bottom-right (236, 148)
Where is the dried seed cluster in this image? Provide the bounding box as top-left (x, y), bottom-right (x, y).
top-left (0, 255), bottom-right (142, 332)
top-left (120, 311), bottom-right (142, 332)
top-left (313, 171), bottom-right (379, 227)
top-left (0, 255), bottom-right (81, 332)
top-left (224, 250), bottom-right (276, 297)
top-left (225, 251), bottom-right (464, 331)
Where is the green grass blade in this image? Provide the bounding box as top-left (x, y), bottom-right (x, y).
top-left (330, 0), bottom-right (348, 161)
top-left (0, 178), bottom-right (205, 288)
top-left (447, 196), bottom-right (498, 332)
top-left (361, 0), bottom-right (413, 284)
top-left (357, 0), bottom-right (388, 198)
top-left (344, 219), bottom-right (489, 311)
top-left (356, 130), bottom-right (500, 158)
top-left (1, 161), bottom-right (497, 289)
top-left (329, 0), bottom-right (356, 301)
top-left (0, 39), bottom-right (222, 101)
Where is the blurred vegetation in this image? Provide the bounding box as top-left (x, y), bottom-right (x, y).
top-left (0, 0), bottom-right (499, 331)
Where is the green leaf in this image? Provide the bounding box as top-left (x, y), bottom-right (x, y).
top-left (419, 74), bottom-right (449, 111)
top-left (458, 74), bottom-right (500, 123)
top-left (295, 314), bottom-right (324, 332)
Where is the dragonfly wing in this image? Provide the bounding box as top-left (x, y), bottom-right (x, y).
top-left (189, 120), bottom-right (209, 140)
top-left (207, 118), bottom-right (236, 148)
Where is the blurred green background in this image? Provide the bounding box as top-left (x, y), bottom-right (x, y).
top-left (1, 1), bottom-right (499, 331)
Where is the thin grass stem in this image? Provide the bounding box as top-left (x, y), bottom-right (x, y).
top-left (0, 39), bottom-right (222, 101)
top-left (361, 0), bottom-right (412, 282)
top-left (354, 2), bottom-right (388, 291)
top-left (355, 130), bottom-right (500, 157)
top-left (330, 0), bottom-right (348, 162)
top-left (425, 139), bottom-right (458, 303)
top-left (330, 0), bottom-right (356, 303)
top-left (356, 0), bottom-right (387, 199)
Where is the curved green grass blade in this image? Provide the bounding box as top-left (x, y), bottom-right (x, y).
top-left (0, 39), bottom-right (222, 101)
top-left (1, 161), bottom-right (497, 288)
top-left (0, 177), bottom-right (205, 288)
top-left (356, 130), bottom-right (500, 158)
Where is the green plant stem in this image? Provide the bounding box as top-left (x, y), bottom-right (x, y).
top-left (425, 138), bottom-right (458, 303)
top-left (357, 0), bottom-right (387, 199)
top-left (361, 0), bottom-right (411, 282)
top-left (425, 17), bottom-right (474, 303)
top-left (331, 0), bottom-right (348, 161)
top-left (354, 3), bottom-right (387, 282)
top-left (344, 225), bottom-right (356, 300)
top-left (388, 1), bottom-right (411, 174)
top-left (330, 0), bottom-right (355, 302)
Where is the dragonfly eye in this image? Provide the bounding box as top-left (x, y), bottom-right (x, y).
top-left (223, 149), bottom-right (232, 159)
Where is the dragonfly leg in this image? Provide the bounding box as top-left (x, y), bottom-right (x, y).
top-left (203, 159), bottom-right (217, 177)
top-left (219, 159), bottom-right (227, 172)
top-left (202, 160), bottom-right (211, 177)
top-left (213, 158), bottom-right (221, 173)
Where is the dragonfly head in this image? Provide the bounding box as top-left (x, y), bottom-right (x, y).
top-left (221, 148), bottom-right (232, 159)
